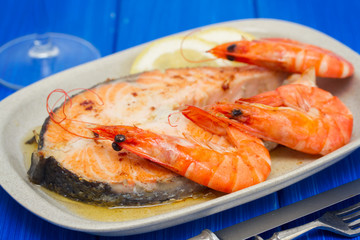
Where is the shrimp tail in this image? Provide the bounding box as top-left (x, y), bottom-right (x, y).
top-left (208, 38), bottom-right (354, 78)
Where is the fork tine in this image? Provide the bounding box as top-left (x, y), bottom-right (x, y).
top-left (336, 202), bottom-right (360, 216)
top-left (342, 209), bottom-right (360, 222)
top-left (348, 219), bottom-right (360, 230)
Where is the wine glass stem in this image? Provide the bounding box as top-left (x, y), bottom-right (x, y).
top-left (28, 33), bottom-right (59, 59)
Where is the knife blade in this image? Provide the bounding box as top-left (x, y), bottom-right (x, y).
top-left (188, 178), bottom-right (360, 240)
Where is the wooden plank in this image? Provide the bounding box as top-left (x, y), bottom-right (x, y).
top-left (255, 0), bottom-right (360, 53)
top-left (115, 0), bottom-right (256, 51)
top-left (0, 0), bottom-right (117, 56)
top-left (0, 0), bottom-right (117, 97)
top-left (0, 187), bottom-right (97, 240)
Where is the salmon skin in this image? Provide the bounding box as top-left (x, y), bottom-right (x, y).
top-left (28, 152), bottom-right (201, 206)
top-left (28, 66), bottom-right (285, 206)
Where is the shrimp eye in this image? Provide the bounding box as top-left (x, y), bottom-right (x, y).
top-left (114, 134), bottom-right (126, 143)
top-left (231, 109), bottom-right (242, 117)
top-left (226, 44), bottom-right (236, 52)
top-left (226, 55), bottom-right (235, 61)
top-left (112, 142), bottom-right (122, 151)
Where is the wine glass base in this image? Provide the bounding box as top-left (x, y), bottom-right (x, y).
top-left (0, 33), bottom-right (101, 90)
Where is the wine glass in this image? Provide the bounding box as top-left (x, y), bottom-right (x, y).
top-left (0, 2), bottom-right (101, 90)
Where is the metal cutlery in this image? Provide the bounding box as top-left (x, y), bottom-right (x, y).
top-left (255, 201), bottom-right (360, 239)
top-left (188, 179), bottom-right (360, 240)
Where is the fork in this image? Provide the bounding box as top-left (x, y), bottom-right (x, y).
top-left (255, 201), bottom-right (360, 240)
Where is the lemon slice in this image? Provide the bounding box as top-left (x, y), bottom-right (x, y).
top-left (130, 36), bottom-right (230, 74)
top-left (193, 26), bottom-right (255, 44)
top-left (130, 27), bottom-right (255, 74)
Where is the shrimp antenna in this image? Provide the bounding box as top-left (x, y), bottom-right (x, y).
top-left (46, 88), bottom-right (106, 140)
top-left (168, 111), bottom-right (182, 127)
top-left (180, 29), bottom-right (218, 64)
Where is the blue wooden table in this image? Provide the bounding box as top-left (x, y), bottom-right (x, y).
top-left (1, 0), bottom-right (360, 239)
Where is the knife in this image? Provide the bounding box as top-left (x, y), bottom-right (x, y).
top-left (188, 178), bottom-right (360, 240)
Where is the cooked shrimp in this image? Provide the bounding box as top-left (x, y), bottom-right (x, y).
top-left (212, 68), bottom-right (353, 155)
top-left (91, 112), bottom-right (271, 193)
top-left (208, 38), bottom-right (354, 78)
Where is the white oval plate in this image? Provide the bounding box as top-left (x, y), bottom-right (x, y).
top-left (0, 19), bottom-right (359, 236)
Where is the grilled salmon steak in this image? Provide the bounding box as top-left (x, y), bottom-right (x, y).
top-left (28, 66), bottom-right (285, 206)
